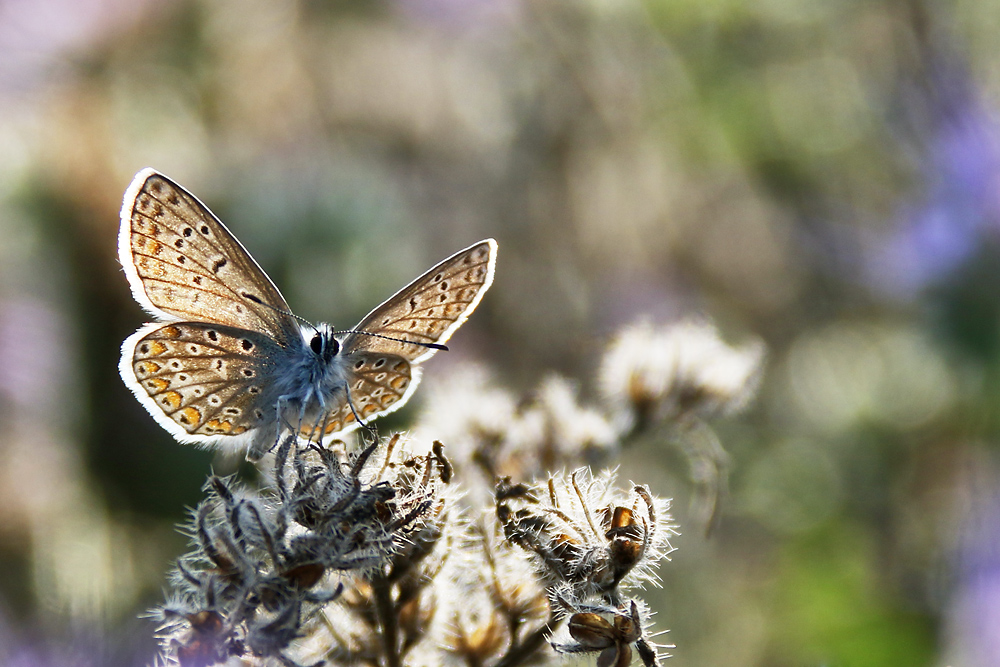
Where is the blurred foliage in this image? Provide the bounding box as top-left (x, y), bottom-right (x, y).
top-left (0, 0), bottom-right (999, 665)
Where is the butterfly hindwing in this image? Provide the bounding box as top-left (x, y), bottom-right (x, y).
top-left (343, 239), bottom-right (496, 363)
top-left (120, 169), bottom-right (298, 344)
top-left (122, 322), bottom-right (282, 441)
top-left (303, 352), bottom-right (416, 440)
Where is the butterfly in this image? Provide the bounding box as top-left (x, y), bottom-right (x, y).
top-left (118, 168), bottom-right (497, 458)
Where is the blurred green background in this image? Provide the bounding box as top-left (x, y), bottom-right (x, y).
top-left (1, 0), bottom-right (999, 665)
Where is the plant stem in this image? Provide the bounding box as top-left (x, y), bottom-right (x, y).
top-left (372, 573), bottom-right (401, 667)
top-left (493, 615), bottom-right (557, 667)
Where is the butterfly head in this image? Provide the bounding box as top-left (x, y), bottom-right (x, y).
top-left (308, 323), bottom-right (340, 363)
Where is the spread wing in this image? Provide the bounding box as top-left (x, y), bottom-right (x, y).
top-left (119, 168), bottom-right (299, 345)
top-left (341, 239), bottom-right (496, 363)
top-left (120, 321), bottom-right (283, 444)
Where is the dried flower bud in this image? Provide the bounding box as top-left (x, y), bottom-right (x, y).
top-left (552, 596), bottom-right (667, 667)
top-left (496, 469), bottom-right (676, 601)
top-left (157, 608), bottom-right (240, 667)
top-left (448, 610), bottom-right (509, 664)
top-left (435, 516), bottom-right (551, 667)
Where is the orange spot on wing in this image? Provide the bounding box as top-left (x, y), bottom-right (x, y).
top-left (148, 378), bottom-right (170, 392)
top-left (390, 376), bottom-right (407, 390)
top-left (380, 394), bottom-right (397, 407)
top-left (162, 391), bottom-right (182, 409)
top-left (136, 361), bottom-right (161, 375)
top-left (161, 326), bottom-right (181, 338)
top-left (362, 404), bottom-right (377, 417)
top-left (206, 419), bottom-right (234, 433)
top-left (180, 406), bottom-right (201, 426)
top-left (149, 341), bottom-right (168, 356)
top-left (324, 420), bottom-right (342, 434)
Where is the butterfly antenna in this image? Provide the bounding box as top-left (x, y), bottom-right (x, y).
top-left (242, 293), bottom-right (444, 351)
top-left (242, 292), bottom-right (319, 332)
top-left (335, 329), bottom-right (449, 351)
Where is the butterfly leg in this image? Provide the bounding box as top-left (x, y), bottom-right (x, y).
top-left (254, 395), bottom-right (301, 460)
top-left (298, 414), bottom-right (326, 447)
top-left (294, 389), bottom-right (334, 447)
top-left (344, 387), bottom-right (379, 444)
top-left (310, 410), bottom-right (333, 446)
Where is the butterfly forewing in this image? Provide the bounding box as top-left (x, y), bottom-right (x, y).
top-left (121, 169), bottom-right (298, 345)
top-left (343, 239), bottom-right (496, 362)
top-left (125, 322), bottom-right (279, 439)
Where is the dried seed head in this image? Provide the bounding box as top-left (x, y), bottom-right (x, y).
top-left (552, 597), bottom-right (666, 667)
top-left (599, 320), bottom-right (764, 431)
top-left (414, 367), bottom-right (618, 493)
top-left (496, 469), bottom-right (677, 601)
top-left (448, 611), bottom-right (509, 662)
top-left (153, 434), bottom-right (448, 666)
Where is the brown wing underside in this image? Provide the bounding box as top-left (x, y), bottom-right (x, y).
top-left (344, 240), bottom-right (495, 362)
top-left (129, 322), bottom-right (278, 437)
top-left (124, 172), bottom-right (296, 344)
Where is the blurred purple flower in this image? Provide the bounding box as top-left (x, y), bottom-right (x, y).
top-left (0, 0), bottom-right (162, 96)
top-left (945, 484), bottom-right (1000, 666)
top-left (0, 298), bottom-right (74, 419)
top-left (391, 0), bottom-right (520, 30)
top-left (868, 62), bottom-right (1000, 297)
top-left (0, 620), bottom-right (120, 667)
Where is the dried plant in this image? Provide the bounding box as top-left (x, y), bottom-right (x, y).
top-left (150, 320), bottom-right (762, 666)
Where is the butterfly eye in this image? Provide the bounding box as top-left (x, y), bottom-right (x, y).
top-left (326, 336), bottom-right (340, 360)
top-left (310, 334), bottom-right (324, 355)
top-left (309, 332), bottom-right (340, 362)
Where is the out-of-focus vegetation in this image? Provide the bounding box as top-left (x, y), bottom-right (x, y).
top-left (0, 0), bottom-right (998, 664)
